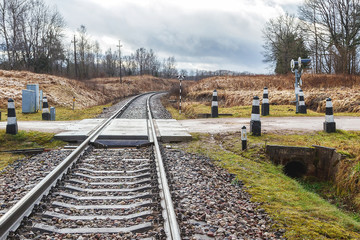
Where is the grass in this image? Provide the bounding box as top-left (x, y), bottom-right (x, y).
top-left (166, 105), bottom-right (191, 120)
top-left (245, 130), bottom-right (360, 161)
top-left (0, 104), bottom-right (111, 121)
top-left (180, 131), bottom-right (360, 239)
top-left (0, 130), bottom-right (66, 170)
top-left (168, 103), bottom-right (328, 120)
top-left (0, 103), bottom-right (109, 170)
top-left (167, 102), bottom-right (360, 120)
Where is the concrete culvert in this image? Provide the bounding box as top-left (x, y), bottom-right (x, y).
top-left (284, 161), bottom-right (307, 178)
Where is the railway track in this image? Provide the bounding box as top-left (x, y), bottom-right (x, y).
top-left (0, 93), bottom-right (180, 239)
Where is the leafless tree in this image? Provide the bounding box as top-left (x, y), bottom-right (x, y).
top-left (299, 0), bottom-right (360, 74)
top-left (162, 56), bottom-right (177, 77)
top-left (262, 13), bottom-right (310, 74)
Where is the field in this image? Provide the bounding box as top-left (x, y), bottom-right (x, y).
top-left (176, 74), bottom-right (360, 114)
top-left (166, 73), bottom-right (360, 239)
top-left (0, 70), bottom-right (178, 109)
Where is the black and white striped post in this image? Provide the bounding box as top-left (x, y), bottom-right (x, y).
top-left (250, 96), bottom-right (261, 136)
top-left (42, 96), bottom-right (50, 120)
top-left (241, 126), bottom-right (247, 150)
top-left (177, 75), bottom-right (185, 114)
top-left (211, 89), bottom-right (218, 118)
top-left (323, 98), bottom-right (336, 133)
top-left (6, 98), bottom-right (18, 135)
top-left (298, 89), bottom-right (307, 114)
top-left (261, 87), bottom-right (269, 116)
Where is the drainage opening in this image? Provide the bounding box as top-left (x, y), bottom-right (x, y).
top-left (284, 161), bottom-right (307, 178)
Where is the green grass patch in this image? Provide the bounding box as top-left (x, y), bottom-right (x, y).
top-left (0, 129), bottom-right (66, 171)
top-left (180, 132), bottom-right (360, 239)
top-left (0, 104), bottom-right (111, 121)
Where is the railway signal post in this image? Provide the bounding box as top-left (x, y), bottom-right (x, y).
top-left (177, 75), bottom-right (185, 114)
top-left (290, 57), bottom-right (311, 113)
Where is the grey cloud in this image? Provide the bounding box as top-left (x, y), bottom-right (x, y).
top-left (44, 0), bottom-right (291, 73)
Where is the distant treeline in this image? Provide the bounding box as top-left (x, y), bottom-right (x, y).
top-left (0, 0), bottom-right (180, 79)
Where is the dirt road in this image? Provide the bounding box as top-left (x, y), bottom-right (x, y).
top-left (178, 116), bottom-right (360, 134)
top-left (0, 116), bottom-right (359, 134)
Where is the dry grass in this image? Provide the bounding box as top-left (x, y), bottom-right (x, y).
top-left (0, 70), bottom-right (178, 109)
top-left (186, 74), bottom-right (360, 113)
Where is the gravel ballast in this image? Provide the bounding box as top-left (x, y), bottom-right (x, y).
top-left (0, 150), bottom-right (72, 218)
top-left (164, 147), bottom-right (283, 239)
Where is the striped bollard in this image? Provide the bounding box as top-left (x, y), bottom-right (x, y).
top-left (42, 96), bottom-right (50, 120)
top-left (250, 96), bottom-right (261, 136)
top-left (6, 98), bottom-right (18, 135)
top-left (298, 89), bottom-right (307, 114)
top-left (261, 87), bottom-right (269, 116)
top-left (241, 126), bottom-right (247, 150)
top-left (211, 90), bottom-right (218, 118)
top-left (323, 98), bottom-right (336, 133)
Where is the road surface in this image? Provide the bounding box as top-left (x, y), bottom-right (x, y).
top-left (0, 116), bottom-right (359, 134)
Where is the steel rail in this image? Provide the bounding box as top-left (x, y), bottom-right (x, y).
top-left (0, 94), bottom-right (144, 240)
top-left (147, 94), bottom-right (181, 240)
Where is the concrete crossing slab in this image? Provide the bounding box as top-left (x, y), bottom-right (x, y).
top-left (54, 118), bottom-right (192, 143)
top-left (155, 119), bottom-right (192, 142)
top-left (54, 119), bottom-right (105, 142)
top-left (98, 119), bottom-right (148, 140)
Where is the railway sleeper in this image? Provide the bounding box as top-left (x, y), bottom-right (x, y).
top-left (42, 210), bottom-right (153, 220)
top-left (64, 184), bottom-right (154, 192)
top-left (32, 222), bottom-right (153, 234)
top-left (58, 191), bottom-right (153, 200)
top-left (51, 200), bottom-right (154, 210)
top-left (77, 167), bottom-right (151, 174)
top-left (72, 172), bottom-right (152, 179)
top-left (66, 177), bottom-right (153, 186)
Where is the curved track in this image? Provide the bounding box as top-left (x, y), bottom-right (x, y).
top-left (0, 93), bottom-right (180, 240)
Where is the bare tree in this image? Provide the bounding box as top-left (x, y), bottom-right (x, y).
top-left (162, 56), bottom-right (177, 77)
top-left (299, 0), bottom-right (360, 74)
top-left (262, 13), bottom-right (309, 74)
top-left (77, 25), bottom-right (91, 79)
top-left (103, 47), bottom-right (117, 77)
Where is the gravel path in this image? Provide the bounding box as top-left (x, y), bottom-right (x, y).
top-left (164, 147), bottom-right (283, 239)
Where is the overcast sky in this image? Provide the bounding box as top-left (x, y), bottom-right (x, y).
top-left (44, 0), bottom-right (300, 74)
